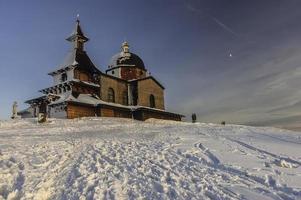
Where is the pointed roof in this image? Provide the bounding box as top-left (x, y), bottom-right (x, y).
top-left (48, 17), bottom-right (101, 75)
top-left (66, 18), bottom-right (89, 42)
top-left (48, 48), bottom-right (101, 75)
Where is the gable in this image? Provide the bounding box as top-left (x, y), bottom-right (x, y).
top-left (134, 76), bottom-right (165, 90)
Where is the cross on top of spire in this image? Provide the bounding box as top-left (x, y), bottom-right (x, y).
top-left (122, 41), bottom-right (130, 53)
top-left (66, 15), bottom-right (89, 51)
top-left (66, 15), bottom-right (89, 43)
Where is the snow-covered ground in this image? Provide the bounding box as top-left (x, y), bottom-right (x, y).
top-left (0, 118), bottom-right (300, 200)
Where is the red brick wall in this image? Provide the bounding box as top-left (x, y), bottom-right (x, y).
top-left (120, 67), bottom-right (146, 80)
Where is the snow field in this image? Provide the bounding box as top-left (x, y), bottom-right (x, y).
top-left (0, 118), bottom-right (300, 199)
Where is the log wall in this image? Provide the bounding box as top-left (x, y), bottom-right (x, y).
top-left (67, 104), bottom-right (97, 119)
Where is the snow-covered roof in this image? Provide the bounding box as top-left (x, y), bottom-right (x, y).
top-left (48, 92), bottom-right (183, 116)
top-left (49, 92), bottom-right (103, 106)
top-left (49, 92), bottom-right (127, 107)
top-left (25, 95), bottom-right (47, 104)
top-left (40, 79), bottom-right (100, 94)
top-left (48, 20), bottom-right (100, 76)
top-left (17, 107), bottom-right (33, 115)
top-left (48, 48), bottom-right (101, 75)
top-left (72, 79), bottom-right (100, 87)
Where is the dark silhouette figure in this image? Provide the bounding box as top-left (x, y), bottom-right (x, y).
top-left (192, 113), bottom-right (197, 123)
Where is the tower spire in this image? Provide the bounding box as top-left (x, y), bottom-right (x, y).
top-left (66, 15), bottom-right (89, 51)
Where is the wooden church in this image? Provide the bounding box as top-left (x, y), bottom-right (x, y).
top-left (19, 18), bottom-right (183, 121)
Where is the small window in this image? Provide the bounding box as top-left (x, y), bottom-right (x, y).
top-left (108, 88), bottom-right (115, 103)
top-left (112, 70), bottom-right (115, 74)
top-left (61, 73), bottom-right (67, 82)
top-left (149, 94), bottom-right (155, 108)
top-left (72, 91), bottom-right (80, 98)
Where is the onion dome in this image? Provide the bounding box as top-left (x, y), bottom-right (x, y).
top-left (109, 42), bottom-right (146, 70)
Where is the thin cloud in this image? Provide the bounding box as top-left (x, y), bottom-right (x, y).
top-left (185, 1), bottom-right (240, 37)
top-left (211, 16), bottom-right (240, 37)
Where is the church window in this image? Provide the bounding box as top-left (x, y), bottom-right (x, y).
top-left (108, 88), bottom-right (115, 103)
top-left (112, 70), bottom-right (115, 74)
top-left (122, 91), bottom-right (128, 105)
top-left (74, 70), bottom-right (80, 79)
top-left (61, 73), bottom-right (67, 82)
top-left (149, 94), bottom-right (155, 108)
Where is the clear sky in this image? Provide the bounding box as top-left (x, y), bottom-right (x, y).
top-left (1, 0), bottom-right (301, 128)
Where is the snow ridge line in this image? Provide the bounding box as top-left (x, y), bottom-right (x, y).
top-left (193, 141), bottom-right (300, 199)
top-left (228, 138), bottom-right (301, 166)
top-left (245, 127), bottom-right (301, 145)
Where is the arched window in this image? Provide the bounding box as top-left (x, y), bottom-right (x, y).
top-left (122, 91), bottom-right (128, 105)
top-left (108, 88), bottom-right (115, 103)
top-left (149, 94), bottom-right (155, 108)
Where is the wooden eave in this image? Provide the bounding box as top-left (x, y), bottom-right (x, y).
top-left (48, 66), bottom-right (75, 76)
top-left (135, 107), bottom-right (185, 117)
top-left (39, 82), bottom-right (73, 94)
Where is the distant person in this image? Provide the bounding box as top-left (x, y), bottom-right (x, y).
top-left (192, 113), bottom-right (197, 123)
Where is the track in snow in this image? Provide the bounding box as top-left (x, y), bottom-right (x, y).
top-left (0, 118), bottom-right (300, 200)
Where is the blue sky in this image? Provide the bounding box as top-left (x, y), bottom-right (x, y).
top-left (1, 0), bottom-right (301, 128)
